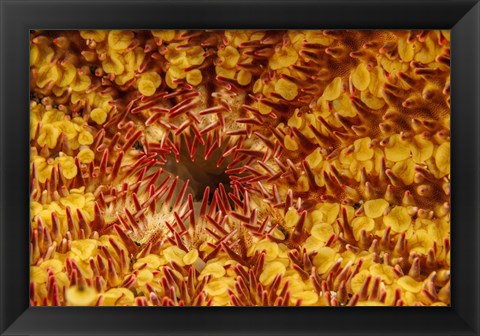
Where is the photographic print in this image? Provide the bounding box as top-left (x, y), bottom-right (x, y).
top-left (29, 30), bottom-right (451, 307)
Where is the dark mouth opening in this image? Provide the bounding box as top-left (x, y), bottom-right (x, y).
top-left (161, 138), bottom-right (235, 203)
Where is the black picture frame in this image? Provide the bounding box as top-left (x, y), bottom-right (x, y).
top-left (1, 0), bottom-right (479, 335)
